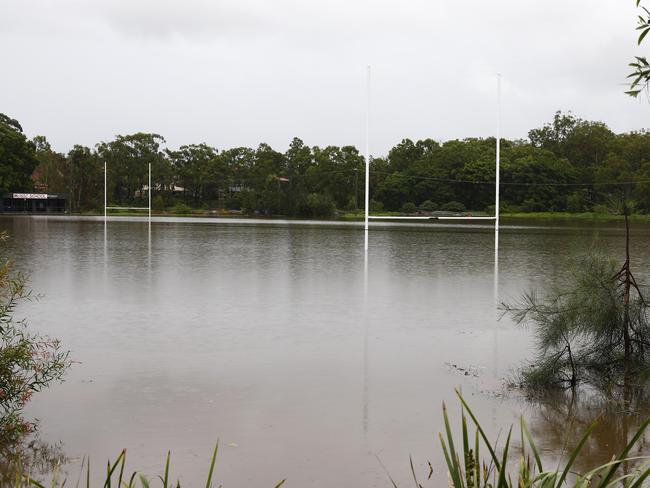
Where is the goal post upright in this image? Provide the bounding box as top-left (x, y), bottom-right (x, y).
top-left (103, 162), bottom-right (153, 220)
top-left (364, 65), bottom-right (371, 249)
top-left (495, 73), bottom-right (501, 250)
top-left (148, 162), bottom-right (152, 222)
top-left (104, 161), bottom-right (107, 222)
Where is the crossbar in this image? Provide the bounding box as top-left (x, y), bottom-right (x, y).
top-left (368, 216), bottom-right (436, 220)
top-left (106, 206), bottom-right (150, 210)
top-left (437, 216), bottom-right (497, 220)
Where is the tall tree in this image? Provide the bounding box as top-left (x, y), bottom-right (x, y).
top-left (0, 114), bottom-right (38, 193)
top-left (65, 145), bottom-right (102, 212)
top-left (32, 136), bottom-right (66, 194)
top-left (168, 144), bottom-right (219, 204)
top-left (96, 133), bottom-right (169, 205)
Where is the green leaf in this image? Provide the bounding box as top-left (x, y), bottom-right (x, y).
top-left (521, 418), bottom-right (543, 473)
top-left (163, 451), bottom-right (171, 488)
top-left (205, 441), bottom-right (219, 488)
top-left (598, 417), bottom-right (650, 486)
top-left (555, 420), bottom-right (598, 487)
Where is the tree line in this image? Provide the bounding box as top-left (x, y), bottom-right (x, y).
top-left (1, 111), bottom-right (650, 217)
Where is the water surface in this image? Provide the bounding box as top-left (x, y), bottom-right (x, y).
top-left (2, 215), bottom-right (649, 486)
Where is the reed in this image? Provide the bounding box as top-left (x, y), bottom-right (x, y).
top-left (439, 389), bottom-right (650, 488)
top-left (8, 442), bottom-right (286, 488)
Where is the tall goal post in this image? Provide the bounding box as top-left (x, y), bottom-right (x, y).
top-left (104, 162), bottom-right (152, 220)
top-left (364, 65), bottom-right (371, 250)
top-left (363, 73), bottom-right (502, 232)
top-left (495, 73), bottom-right (501, 249)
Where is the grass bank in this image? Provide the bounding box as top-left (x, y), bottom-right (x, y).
top-left (66, 210), bottom-right (650, 223)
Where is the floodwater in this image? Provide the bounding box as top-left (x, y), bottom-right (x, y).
top-left (1, 215), bottom-right (649, 486)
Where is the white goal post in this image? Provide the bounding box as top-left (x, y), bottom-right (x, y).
top-left (363, 68), bottom-right (501, 249)
top-left (104, 162), bottom-right (152, 221)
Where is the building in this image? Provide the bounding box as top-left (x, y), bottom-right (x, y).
top-left (1, 193), bottom-right (67, 213)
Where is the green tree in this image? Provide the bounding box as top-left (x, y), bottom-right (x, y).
top-left (503, 206), bottom-right (648, 389)
top-left (168, 144), bottom-right (218, 205)
top-left (0, 114), bottom-right (38, 193)
top-left (65, 145), bottom-right (102, 212)
top-left (97, 133), bottom-right (169, 206)
top-left (32, 136), bottom-right (66, 194)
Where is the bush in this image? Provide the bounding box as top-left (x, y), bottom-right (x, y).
top-left (592, 203), bottom-right (611, 214)
top-left (0, 233), bottom-right (70, 442)
top-left (566, 190), bottom-right (589, 213)
top-left (521, 198), bottom-right (544, 212)
top-left (304, 193), bottom-right (336, 218)
top-left (503, 245), bottom-right (649, 388)
top-left (400, 202), bottom-right (417, 214)
top-left (344, 195), bottom-right (358, 212)
top-left (441, 201), bottom-right (466, 212)
top-left (369, 199), bottom-right (384, 212)
top-left (152, 195), bottom-right (164, 212)
top-left (239, 190), bottom-right (257, 214)
top-left (173, 203), bottom-right (193, 215)
top-left (418, 200), bottom-right (437, 212)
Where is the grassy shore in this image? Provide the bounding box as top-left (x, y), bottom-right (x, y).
top-left (501, 211), bottom-right (650, 222)
top-left (65, 209), bottom-right (650, 223)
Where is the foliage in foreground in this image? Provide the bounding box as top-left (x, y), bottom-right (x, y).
top-left (7, 442), bottom-right (286, 488)
top-left (5, 392), bottom-right (650, 487)
top-left (0, 232), bottom-right (71, 443)
top-left (627, 0), bottom-right (650, 97)
top-left (501, 205), bottom-right (649, 389)
top-left (437, 390), bottom-right (650, 488)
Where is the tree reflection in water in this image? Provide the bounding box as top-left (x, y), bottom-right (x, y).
top-left (0, 430), bottom-right (67, 484)
top-left (528, 380), bottom-right (650, 474)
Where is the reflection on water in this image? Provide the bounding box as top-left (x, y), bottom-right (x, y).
top-left (0, 215), bottom-right (648, 486)
top-left (529, 382), bottom-right (650, 474)
top-left (0, 433), bottom-right (67, 485)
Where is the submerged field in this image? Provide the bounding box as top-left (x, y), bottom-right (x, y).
top-left (2, 215), bottom-right (649, 486)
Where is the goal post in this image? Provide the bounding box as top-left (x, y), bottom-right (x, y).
top-left (104, 162), bottom-right (152, 221)
top-left (364, 71), bottom-right (501, 239)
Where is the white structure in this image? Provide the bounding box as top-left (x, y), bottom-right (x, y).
top-left (364, 72), bottom-right (502, 248)
top-left (104, 162), bottom-right (152, 221)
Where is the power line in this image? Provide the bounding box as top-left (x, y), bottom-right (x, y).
top-left (368, 170), bottom-right (650, 188)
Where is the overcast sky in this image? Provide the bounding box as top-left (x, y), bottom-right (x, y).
top-left (2, 0), bottom-right (648, 155)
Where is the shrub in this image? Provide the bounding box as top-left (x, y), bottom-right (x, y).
top-left (441, 201), bottom-right (466, 212)
top-left (344, 195), bottom-right (358, 212)
top-left (521, 198), bottom-right (545, 212)
top-left (369, 199), bottom-right (384, 212)
top-left (502, 217), bottom-right (649, 389)
top-left (566, 190), bottom-right (589, 213)
top-left (592, 203), bottom-right (611, 214)
top-left (152, 195), bottom-right (164, 212)
top-left (173, 203), bottom-right (192, 215)
top-left (418, 200), bottom-right (437, 212)
top-left (0, 233), bottom-right (70, 443)
top-left (304, 193), bottom-right (336, 218)
top-left (239, 190), bottom-right (257, 214)
top-left (400, 202), bottom-right (417, 214)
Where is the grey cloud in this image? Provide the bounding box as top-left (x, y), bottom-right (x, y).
top-left (83, 0), bottom-right (271, 40)
top-left (1, 0), bottom-right (647, 155)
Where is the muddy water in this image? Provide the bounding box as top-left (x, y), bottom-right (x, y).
top-left (1, 215), bottom-right (649, 486)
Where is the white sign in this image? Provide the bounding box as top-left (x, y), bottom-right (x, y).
top-left (13, 193), bottom-right (49, 199)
